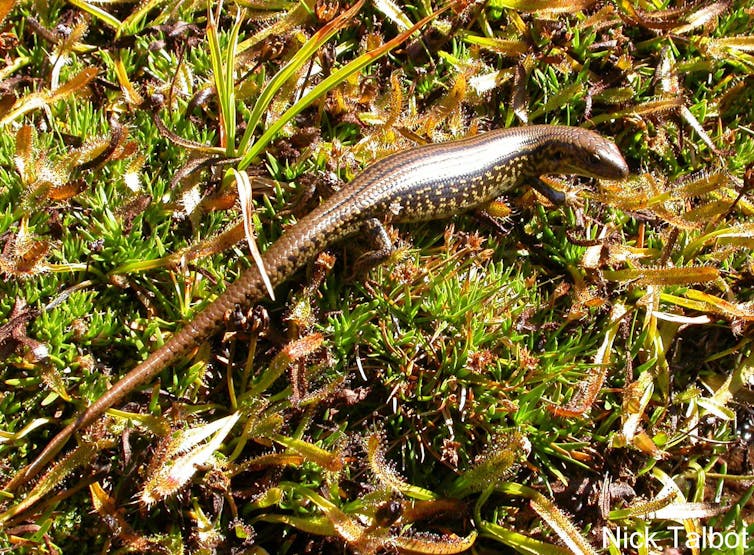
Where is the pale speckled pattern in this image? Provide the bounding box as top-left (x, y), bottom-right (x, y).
top-left (7, 125), bottom-right (629, 491)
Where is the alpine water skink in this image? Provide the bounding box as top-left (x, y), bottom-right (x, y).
top-left (5, 124), bottom-right (629, 492)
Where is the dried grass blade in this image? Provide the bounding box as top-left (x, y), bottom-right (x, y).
top-left (0, 93), bottom-right (45, 127)
top-left (0, 418), bottom-right (49, 445)
top-left (229, 168), bottom-right (274, 299)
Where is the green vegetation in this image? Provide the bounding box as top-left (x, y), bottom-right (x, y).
top-left (0, 0), bottom-right (753, 553)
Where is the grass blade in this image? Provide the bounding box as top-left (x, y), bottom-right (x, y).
top-left (238, 2), bottom-right (453, 170)
top-left (238, 0), bottom-right (366, 153)
top-left (67, 0), bottom-right (122, 29)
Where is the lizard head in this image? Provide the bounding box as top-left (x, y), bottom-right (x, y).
top-left (531, 127), bottom-right (630, 180)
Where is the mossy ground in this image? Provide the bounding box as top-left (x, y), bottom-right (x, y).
top-left (0, 0), bottom-right (753, 553)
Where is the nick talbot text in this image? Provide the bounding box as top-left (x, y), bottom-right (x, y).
top-left (604, 525), bottom-right (748, 550)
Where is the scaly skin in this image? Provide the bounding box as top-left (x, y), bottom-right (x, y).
top-left (5, 125), bottom-right (629, 493)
